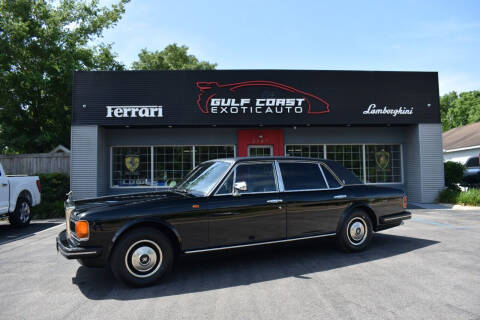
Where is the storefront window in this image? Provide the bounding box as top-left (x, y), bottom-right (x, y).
top-left (112, 145), bottom-right (235, 188)
top-left (285, 145), bottom-right (324, 158)
top-left (195, 146), bottom-right (235, 163)
top-left (326, 145), bottom-right (364, 181)
top-left (112, 147), bottom-right (151, 187)
top-left (154, 146), bottom-right (193, 187)
top-left (365, 145), bottom-right (401, 183)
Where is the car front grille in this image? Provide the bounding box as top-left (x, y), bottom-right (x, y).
top-left (65, 206), bottom-right (74, 239)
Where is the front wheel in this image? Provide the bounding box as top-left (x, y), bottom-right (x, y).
top-left (336, 210), bottom-right (373, 252)
top-left (110, 228), bottom-right (174, 287)
top-left (8, 196), bottom-right (31, 227)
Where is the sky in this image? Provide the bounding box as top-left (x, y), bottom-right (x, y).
top-left (99, 0), bottom-right (480, 95)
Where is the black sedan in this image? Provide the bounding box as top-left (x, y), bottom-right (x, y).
top-left (57, 157), bottom-right (411, 287)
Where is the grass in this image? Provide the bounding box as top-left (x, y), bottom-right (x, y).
top-left (437, 188), bottom-right (480, 206)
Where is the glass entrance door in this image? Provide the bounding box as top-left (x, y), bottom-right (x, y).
top-left (248, 145), bottom-right (273, 157)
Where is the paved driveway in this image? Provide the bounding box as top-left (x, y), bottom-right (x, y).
top-left (0, 208), bottom-right (479, 320)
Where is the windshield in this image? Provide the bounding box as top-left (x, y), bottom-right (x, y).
top-left (176, 161), bottom-right (232, 196)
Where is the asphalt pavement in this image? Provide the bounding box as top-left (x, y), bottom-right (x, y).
top-left (0, 208), bottom-right (479, 320)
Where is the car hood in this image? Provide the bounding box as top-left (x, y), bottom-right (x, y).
top-left (71, 190), bottom-right (193, 215)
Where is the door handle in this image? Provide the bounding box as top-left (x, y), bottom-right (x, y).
top-left (266, 199), bottom-right (283, 204)
top-left (212, 212), bottom-right (241, 216)
top-left (334, 194), bottom-right (347, 199)
top-left (1, 183), bottom-right (7, 186)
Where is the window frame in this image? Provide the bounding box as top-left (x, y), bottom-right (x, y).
top-left (110, 144), bottom-right (236, 189)
top-left (277, 160), bottom-right (331, 192)
top-left (110, 145), bottom-right (153, 189)
top-left (284, 143), bottom-right (404, 185)
top-left (364, 143), bottom-right (403, 184)
top-left (214, 160), bottom-right (280, 196)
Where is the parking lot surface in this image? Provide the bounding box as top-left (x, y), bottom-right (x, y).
top-left (0, 208), bottom-right (479, 320)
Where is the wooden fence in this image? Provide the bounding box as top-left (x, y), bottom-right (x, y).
top-left (0, 153), bottom-right (70, 175)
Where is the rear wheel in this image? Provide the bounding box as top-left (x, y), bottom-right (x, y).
top-left (336, 210), bottom-right (373, 252)
top-left (110, 228), bottom-right (174, 287)
top-left (8, 196), bottom-right (31, 227)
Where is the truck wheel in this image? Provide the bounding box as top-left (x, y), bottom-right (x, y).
top-left (8, 196), bottom-right (32, 227)
top-left (336, 210), bottom-right (373, 252)
top-left (110, 228), bottom-right (174, 287)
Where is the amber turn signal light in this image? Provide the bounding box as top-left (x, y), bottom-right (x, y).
top-left (75, 220), bottom-right (89, 239)
top-left (402, 196), bottom-right (408, 209)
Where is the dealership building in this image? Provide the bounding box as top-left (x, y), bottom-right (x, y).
top-left (70, 70), bottom-right (444, 203)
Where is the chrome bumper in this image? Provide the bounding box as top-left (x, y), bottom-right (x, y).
top-left (56, 230), bottom-right (101, 259)
top-left (380, 211), bottom-right (412, 224)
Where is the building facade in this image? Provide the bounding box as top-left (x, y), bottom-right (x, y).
top-left (71, 70), bottom-right (444, 203)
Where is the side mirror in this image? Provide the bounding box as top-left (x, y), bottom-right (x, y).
top-left (233, 181), bottom-right (247, 195)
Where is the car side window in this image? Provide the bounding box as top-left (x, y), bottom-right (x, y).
top-left (235, 163), bottom-right (277, 194)
top-left (279, 162), bottom-right (327, 191)
top-left (321, 164), bottom-right (341, 188)
top-left (216, 172), bottom-right (234, 195)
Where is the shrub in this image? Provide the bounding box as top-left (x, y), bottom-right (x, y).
top-left (457, 188), bottom-right (480, 206)
top-left (31, 172), bottom-right (69, 219)
top-left (437, 188), bottom-right (460, 203)
top-left (444, 161), bottom-right (465, 189)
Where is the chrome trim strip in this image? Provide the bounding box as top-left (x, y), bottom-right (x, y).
top-left (382, 214), bottom-right (411, 222)
top-left (184, 232), bottom-right (336, 254)
top-left (205, 161), bottom-right (236, 197)
top-left (318, 163), bottom-right (329, 189)
top-left (320, 163), bottom-right (344, 187)
top-left (274, 160), bottom-right (285, 192)
top-left (61, 250), bottom-right (99, 257)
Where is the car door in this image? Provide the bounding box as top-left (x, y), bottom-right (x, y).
top-left (209, 161), bottom-right (286, 247)
top-left (0, 165), bottom-right (9, 214)
top-left (278, 161), bottom-right (350, 238)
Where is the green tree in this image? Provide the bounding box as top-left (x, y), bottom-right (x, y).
top-left (131, 44), bottom-right (217, 70)
top-left (0, 0), bottom-right (128, 154)
top-left (440, 90), bottom-right (480, 131)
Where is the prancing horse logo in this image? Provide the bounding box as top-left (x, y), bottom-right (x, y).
top-left (125, 155), bottom-right (140, 172)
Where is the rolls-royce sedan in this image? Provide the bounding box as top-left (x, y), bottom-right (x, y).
top-left (57, 157), bottom-right (411, 287)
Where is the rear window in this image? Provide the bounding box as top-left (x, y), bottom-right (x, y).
top-left (279, 162), bottom-right (327, 190)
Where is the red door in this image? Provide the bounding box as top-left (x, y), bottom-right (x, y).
top-left (237, 129), bottom-right (284, 157)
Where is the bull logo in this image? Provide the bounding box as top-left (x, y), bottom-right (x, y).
top-left (125, 155), bottom-right (140, 172)
top-left (375, 150), bottom-right (390, 169)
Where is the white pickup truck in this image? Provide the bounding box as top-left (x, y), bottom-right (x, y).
top-left (0, 163), bottom-right (41, 227)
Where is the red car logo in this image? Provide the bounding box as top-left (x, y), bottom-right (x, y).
top-left (196, 80), bottom-right (330, 114)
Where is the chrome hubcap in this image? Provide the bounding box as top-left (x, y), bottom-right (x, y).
top-left (125, 240), bottom-right (163, 278)
top-left (347, 217), bottom-right (367, 246)
top-left (19, 202), bottom-right (30, 223)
